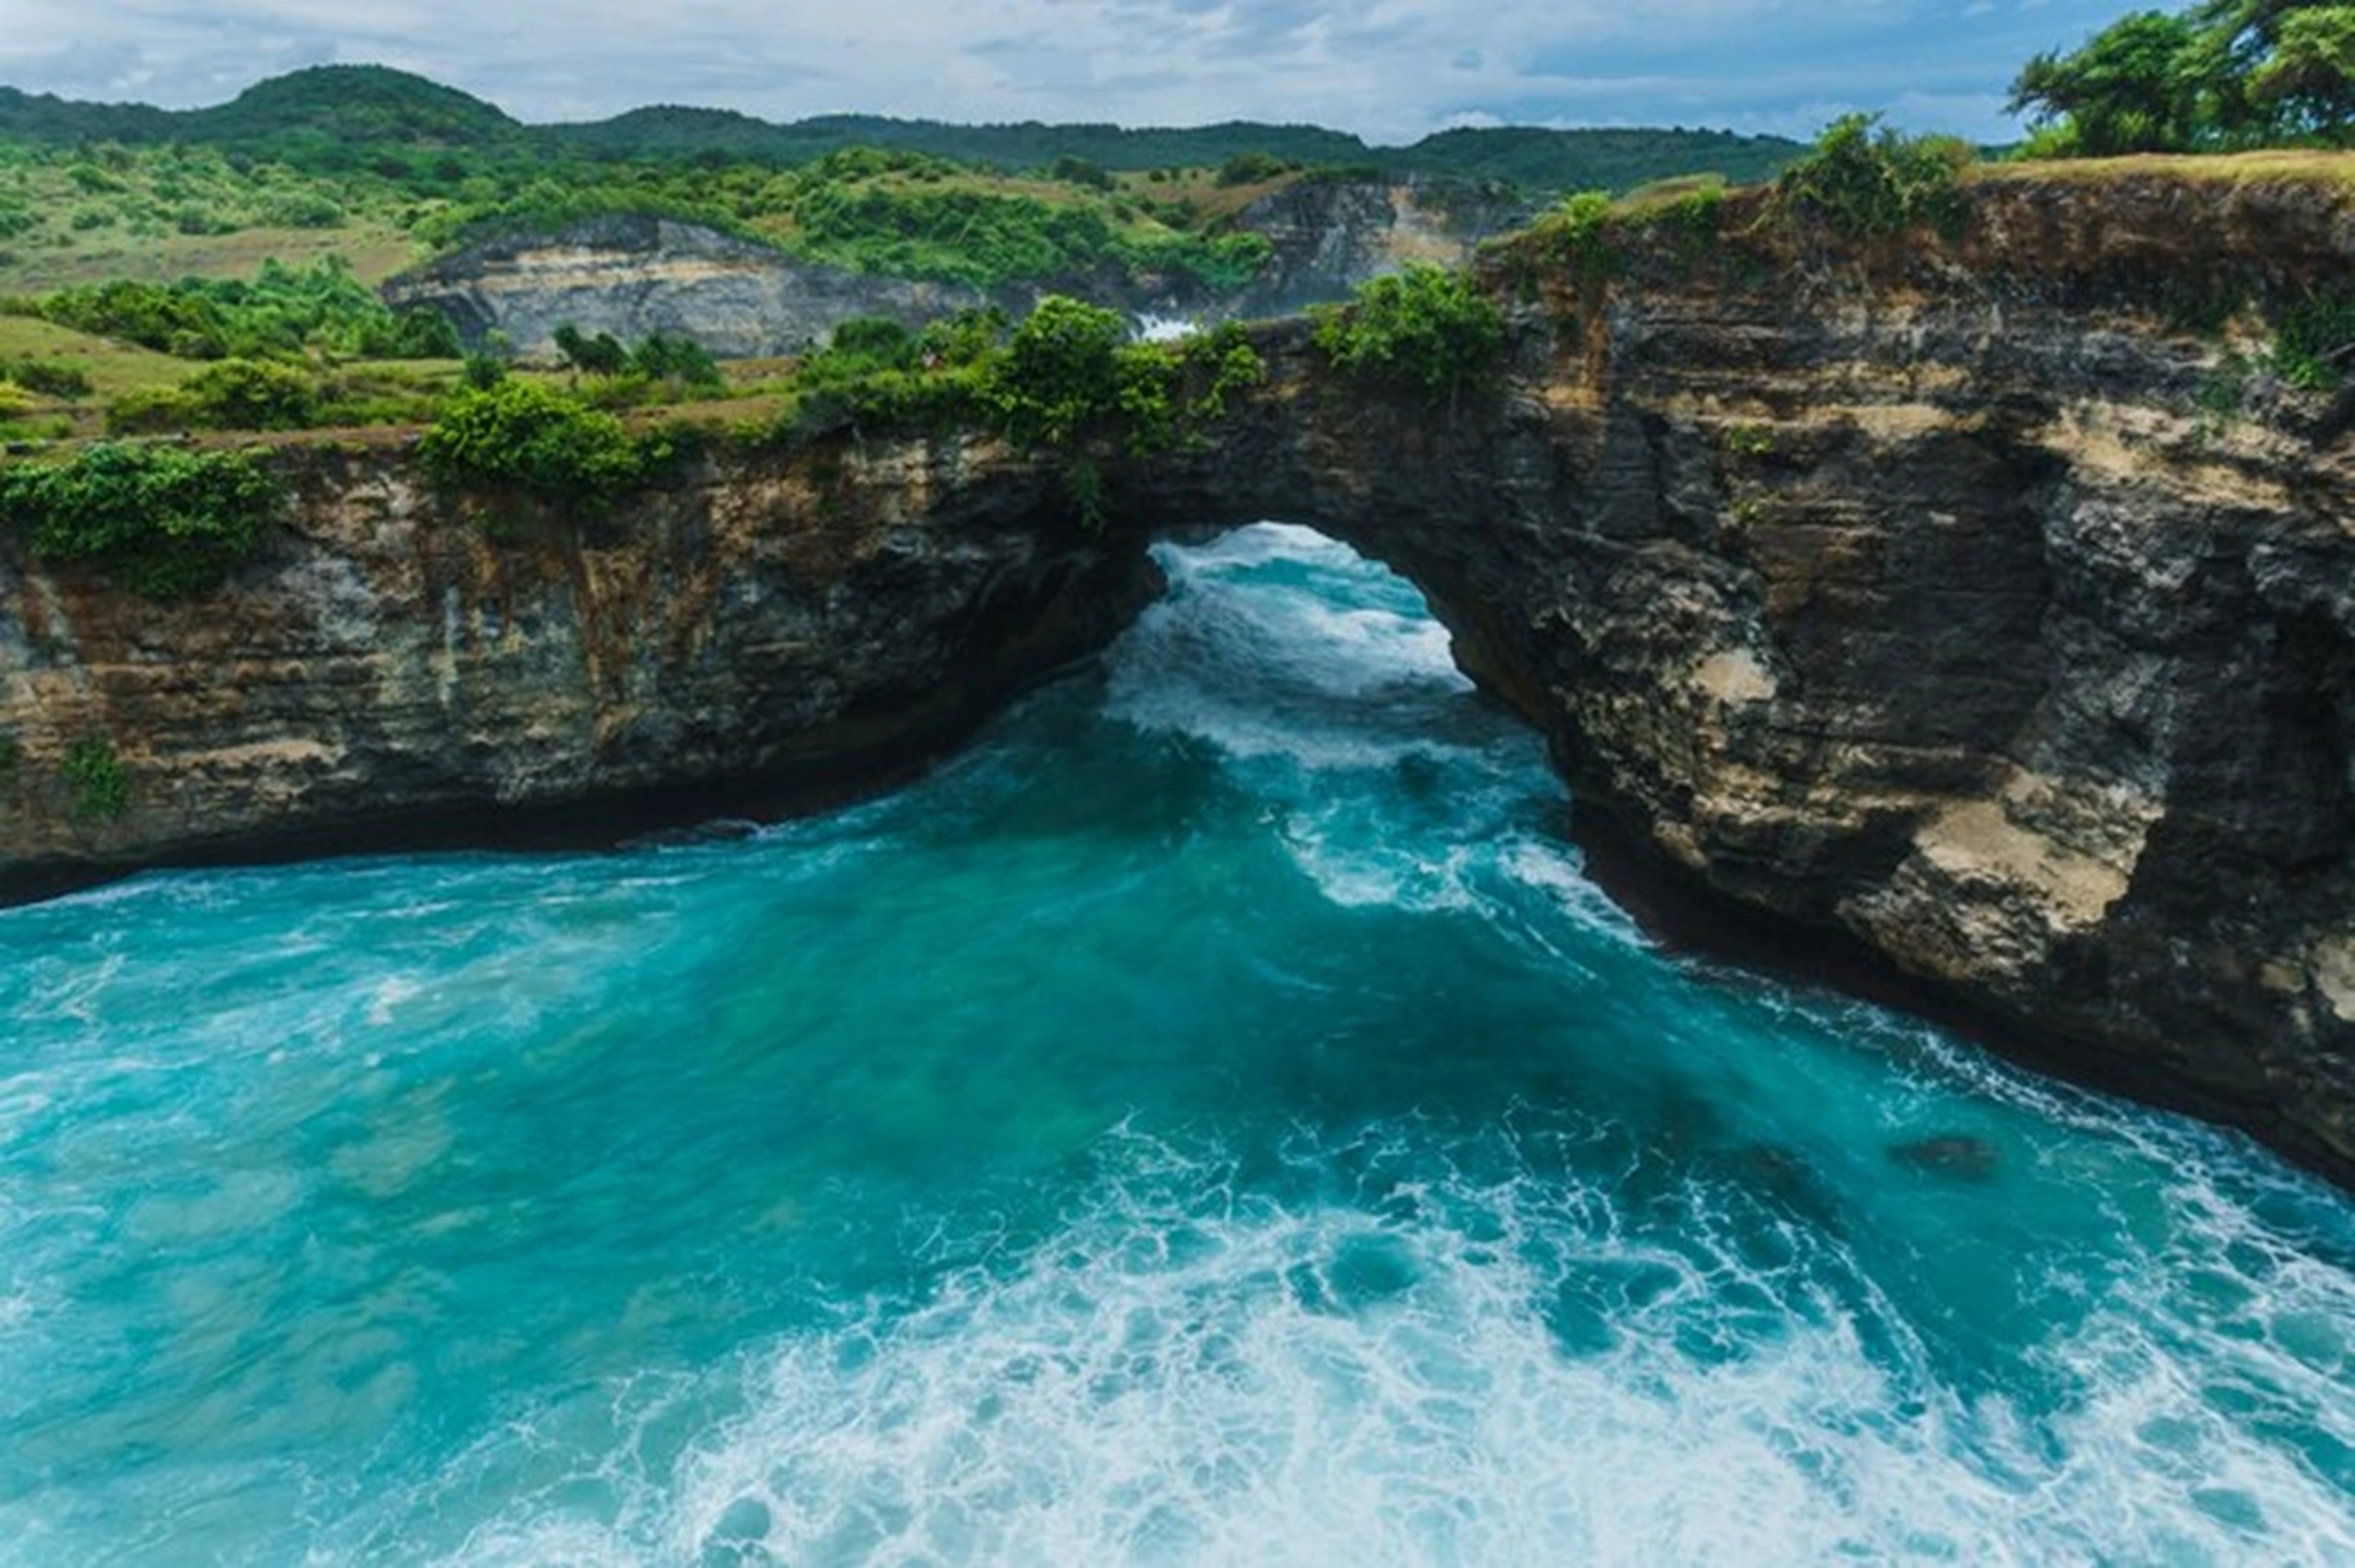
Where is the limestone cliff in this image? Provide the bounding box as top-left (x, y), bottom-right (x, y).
top-left (0, 437), bottom-right (1151, 895)
top-left (385, 177), bottom-right (1518, 356)
top-left (1222, 175), bottom-right (1526, 317)
top-left (4, 167), bottom-right (2350, 1181)
top-left (384, 215), bottom-right (991, 358)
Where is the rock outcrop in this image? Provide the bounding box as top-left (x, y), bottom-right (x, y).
top-left (384, 215), bottom-right (991, 358)
top-left (1223, 176), bottom-right (1526, 317)
top-left (5, 168), bottom-right (2351, 1182)
top-left (0, 439), bottom-right (1153, 895)
top-left (384, 178), bottom-right (1519, 356)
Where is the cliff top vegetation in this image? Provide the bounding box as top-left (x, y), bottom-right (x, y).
top-left (2010, 0), bottom-right (2353, 155)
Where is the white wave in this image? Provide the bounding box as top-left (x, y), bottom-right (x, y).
top-left (1281, 822), bottom-right (1479, 914)
top-left (415, 1131), bottom-right (2355, 1568)
top-left (1104, 532), bottom-right (1479, 775)
top-left (1134, 315), bottom-right (1199, 344)
top-left (1497, 839), bottom-right (1650, 950)
top-left (1166, 521), bottom-right (1371, 574)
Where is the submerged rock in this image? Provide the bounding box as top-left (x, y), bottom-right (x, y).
top-left (1888, 1136), bottom-right (2001, 1183)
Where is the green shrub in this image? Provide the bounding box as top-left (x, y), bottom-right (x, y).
top-left (553, 323), bottom-right (628, 377)
top-left (36, 259), bottom-right (461, 361)
top-left (913, 306), bottom-right (1012, 368)
top-left (258, 190), bottom-right (346, 228)
top-left (0, 442), bottom-right (281, 599)
top-left (1048, 155), bottom-right (1116, 191)
top-left (830, 316), bottom-right (917, 362)
top-left (1215, 151), bottom-right (1289, 187)
top-left (983, 295), bottom-right (1131, 445)
top-left (1544, 190), bottom-right (1619, 281)
top-left (419, 380), bottom-right (651, 500)
top-left (1313, 263), bottom-right (1505, 401)
top-left (2273, 291), bottom-right (2355, 391)
top-left (1111, 342), bottom-right (1182, 454)
top-left (1663, 183), bottom-right (1728, 268)
top-left (0, 359), bottom-right (94, 399)
top-left (628, 331), bottom-right (723, 391)
top-left (63, 736), bottom-right (130, 821)
top-left (0, 383), bottom-right (37, 422)
top-left (146, 358), bottom-right (319, 431)
top-left (1183, 325), bottom-right (1266, 423)
top-left (837, 366), bottom-right (988, 433)
top-left (311, 366), bottom-right (445, 428)
top-left (38, 278), bottom-right (227, 358)
top-left (779, 302), bottom-right (1260, 459)
top-left (1100, 329), bottom-right (1267, 455)
top-left (103, 386), bottom-right (201, 434)
top-left (389, 307), bottom-right (463, 359)
top-left (1775, 114), bottom-right (1972, 239)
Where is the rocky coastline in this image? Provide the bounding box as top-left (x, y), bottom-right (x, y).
top-left (4, 169), bottom-right (2349, 1181)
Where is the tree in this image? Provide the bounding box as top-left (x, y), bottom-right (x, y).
top-left (2010, 0), bottom-right (2354, 153)
top-left (1048, 155), bottom-right (1115, 190)
top-left (1312, 263), bottom-right (1505, 403)
top-left (552, 322), bottom-right (627, 377)
top-left (2010, 10), bottom-right (2207, 154)
top-left (627, 330), bottom-right (723, 391)
top-left (1214, 151), bottom-right (1289, 187)
top-left (2248, 5), bottom-right (2355, 135)
top-left (983, 295), bottom-right (1129, 444)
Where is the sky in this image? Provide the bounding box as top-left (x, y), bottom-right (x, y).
top-left (0, 1), bottom-right (2142, 144)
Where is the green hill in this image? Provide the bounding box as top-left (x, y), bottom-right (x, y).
top-left (1397, 126), bottom-right (1800, 193)
top-left (187, 65), bottom-right (521, 147)
top-left (0, 65), bottom-right (1801, 198)
top-left (0, 86), bottom-right (176, 143)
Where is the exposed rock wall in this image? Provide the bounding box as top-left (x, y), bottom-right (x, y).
top-left (0, 437), bottom-right (1151, 893)
top-left (1223, 177), bottom-right (1525, 317)
top-left (385, 179), bottom-right (1518, 357)
top-left (4, 171), bottom-right (2350, 1180)
top-left (384, 215), bottom-right (991, 357)
top-left (1104, 172), bottom-right (2355, 1180)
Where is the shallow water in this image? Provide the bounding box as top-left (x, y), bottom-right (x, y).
top-left (0, 524), bottom-right (2349, 1565)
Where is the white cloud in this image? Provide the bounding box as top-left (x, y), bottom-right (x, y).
top-left (0, 0), bottom-right (2140, 142)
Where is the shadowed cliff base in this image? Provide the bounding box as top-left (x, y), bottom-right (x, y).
top-left (2, 164), bottom-right (2351, 1184)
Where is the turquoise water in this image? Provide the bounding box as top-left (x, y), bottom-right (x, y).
top-left (2, 524), bottom-right (2350, 1565)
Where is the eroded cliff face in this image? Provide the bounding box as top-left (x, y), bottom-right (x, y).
top-left (1516, 174), bottom-right (2355, 1180)
top-left (1223, 176), bottom-right (1524, 317)
top-left (3, 170), bottom-right (2349, 1180)
top-left (0, 436), bottom-right (1151, 894)
top-left (384, 216), bottom-right (991, 358)
top-left (1106, 169), bottom-right (2355, 1180)
top-left (385, 180), bottom-right (1519, 357)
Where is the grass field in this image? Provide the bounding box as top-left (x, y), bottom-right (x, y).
top-left (0, 224), bottom-right (420, 294)
top-left (0, 315), bottom-right (189, 397)
top-left (1969, 149), bottom-right (2355, 190)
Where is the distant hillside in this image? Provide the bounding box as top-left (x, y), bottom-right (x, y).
top-left (190, 65), bottom-right (522, 146)
top-left (0, 65), bottom-right (1802, 197)
top-left (553, 108), bottom-right (1377, 176)
top-left (1396, 126), bottom-right (1798, 192)
top-left (1, 66), bottom-right (517, 150)
top-left (0, 86), bottom-right (177, 144)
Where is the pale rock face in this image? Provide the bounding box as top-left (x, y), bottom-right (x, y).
top-left (384, 215), bottom-right (991, 358)
top-left (3, 174), bottom-right (2350, 1184)
top-left (382, 183), bottom-right (1516, 357)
